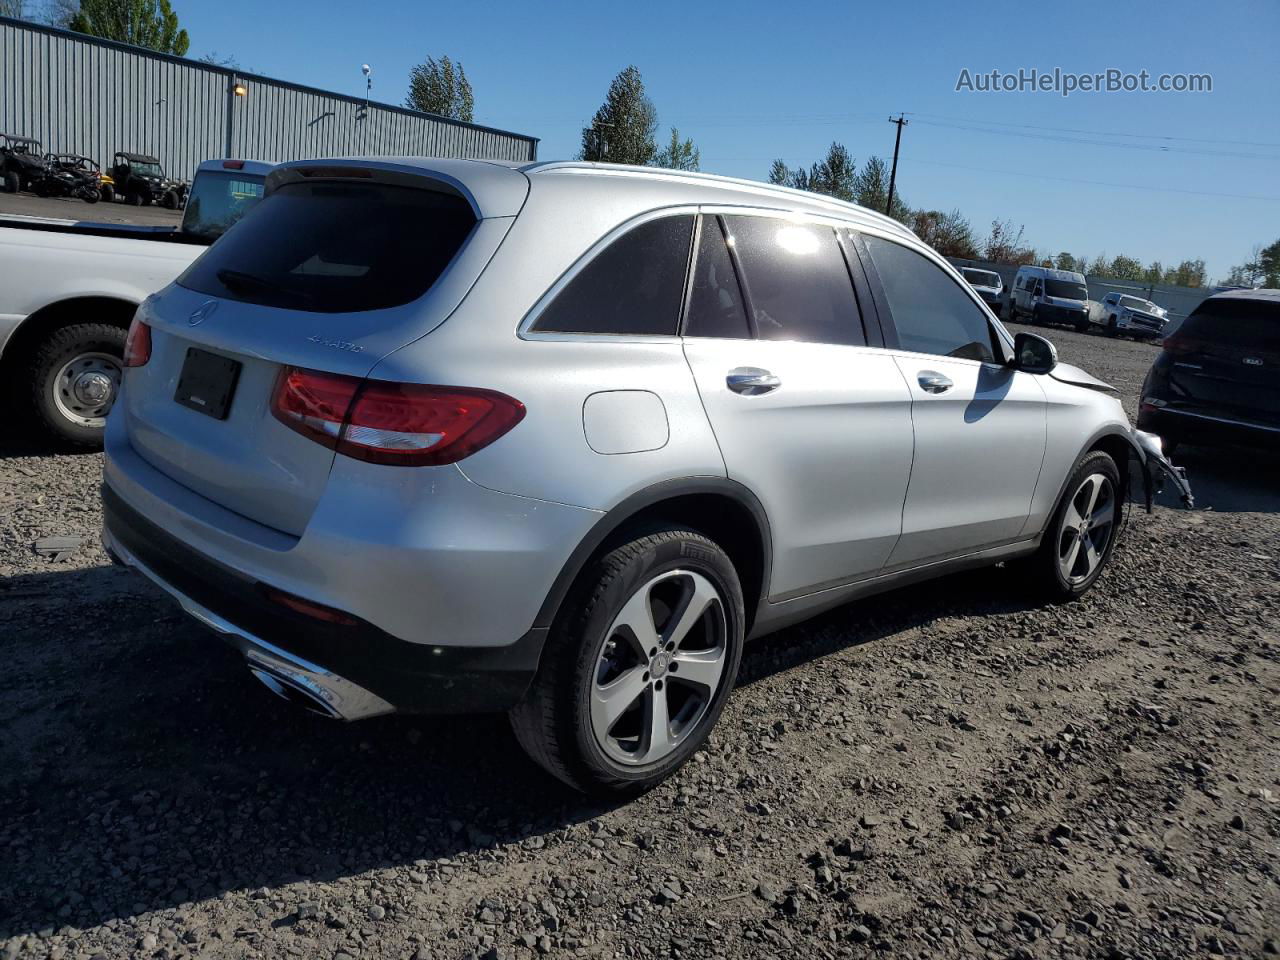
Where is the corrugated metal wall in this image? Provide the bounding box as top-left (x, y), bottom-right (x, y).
top-left (0, 17), bottom-right (537, 180)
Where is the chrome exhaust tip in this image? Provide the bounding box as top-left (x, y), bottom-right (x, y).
top-left (248, 665), bottom-right (343, 720)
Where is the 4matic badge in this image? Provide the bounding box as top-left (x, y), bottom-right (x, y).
top-left (308, 335), bottom-right (364, 353)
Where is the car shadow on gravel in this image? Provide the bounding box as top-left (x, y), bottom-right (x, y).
top-left (1164, 443), bottom-right (1280, 513)
top-left (0, 556), bottom-right (1053, 939)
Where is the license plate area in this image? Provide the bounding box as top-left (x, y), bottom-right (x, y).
top-left (174, 348), bottom-right (241, 420)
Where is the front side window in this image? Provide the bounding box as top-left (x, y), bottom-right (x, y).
top-left (863, 234), bottom-right (999, 363)
top-left (683, 216), bottom-right (750, 339)
top-left (722, 215), bottom-right (864, 346)
top-left (533, 215), bottom-right (694, 336)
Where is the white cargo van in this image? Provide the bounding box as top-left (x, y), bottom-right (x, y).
top-left (1009, 266), bottom-right (1089, 332)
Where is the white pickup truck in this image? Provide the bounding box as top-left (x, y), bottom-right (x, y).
top-left (0, 159), bottom-right (271, 446)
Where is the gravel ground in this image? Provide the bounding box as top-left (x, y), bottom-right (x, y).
top-left (1, 323), bottom-right (1277, 960)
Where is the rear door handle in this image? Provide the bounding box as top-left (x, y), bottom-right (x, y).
top-left (727, 367), bottom-right (781, 396)
top-left (917, 371), bottom-right (953, 394)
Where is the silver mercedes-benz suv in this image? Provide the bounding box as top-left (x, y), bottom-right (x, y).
top-left (102, 158), bottom-right (1191, 795)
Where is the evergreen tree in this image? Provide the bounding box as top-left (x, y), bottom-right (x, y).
top-left (68, 0), bottom-right (189, 55)
top-left (580, 65), bottom-right (658, 165)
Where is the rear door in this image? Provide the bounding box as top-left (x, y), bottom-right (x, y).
top-left (858, 232), bottom-right (1047, 567)
top-left (681, 213), bottom-right (913, 599)
top-left (1167, 297), bottom-right (1280, 420)
top-left (120, 167), bottom-right (523, 536)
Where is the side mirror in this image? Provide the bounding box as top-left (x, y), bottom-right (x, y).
top-left (1012, 332), bottom-right (1057, 374)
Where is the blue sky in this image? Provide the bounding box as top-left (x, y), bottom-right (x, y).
top-left (181, 0), bottom-right (1279, 282)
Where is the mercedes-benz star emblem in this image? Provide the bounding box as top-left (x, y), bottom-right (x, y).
top-left (189, 299), bottom-right (219, 326)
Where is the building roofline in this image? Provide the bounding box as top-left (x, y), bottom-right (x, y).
top-left (0, 15), bottom-right (539, 147)
top-left (521, 160), bottom-right (915, 237)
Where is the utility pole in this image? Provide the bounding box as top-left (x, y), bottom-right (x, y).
top-left (361, 64), bottom-right (373, 154)
top-left (886, 114), bottom-right (908, 216)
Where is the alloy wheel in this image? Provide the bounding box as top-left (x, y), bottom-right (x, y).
top-left (1057, 473), bottom-right (1116, 585)
top-left (590, 569), bottom-right (728, 766)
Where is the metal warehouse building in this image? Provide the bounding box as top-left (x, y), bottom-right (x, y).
top-left (0, 16), bottom-right (538, 180)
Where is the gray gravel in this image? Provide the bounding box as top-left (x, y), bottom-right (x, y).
top-left (1, 323), bottom-right (1277, 959)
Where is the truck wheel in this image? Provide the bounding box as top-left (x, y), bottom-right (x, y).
top-left (127, 190), bottom-right (144, 206)
top-left (1017, 451), bottom-right (1121, 602)
top-left (1107, 315), bottom-right (1120, 338)
top-left (510, 526), bottom-right (745, 797)
top-left (2, 171), bottom-right (17, 193)
top-left (161, 189), bottom-right (179, 209)
top-left (100, 184), bottom-right (115, 203)
top-left (29, 323), bottom-right (127, 449)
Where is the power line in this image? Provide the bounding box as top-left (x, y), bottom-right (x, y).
top-left (904, 111), bottom-right (1280, 150)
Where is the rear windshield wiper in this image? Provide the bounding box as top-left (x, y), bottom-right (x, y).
top-left (216, 269), bottom-right (314, 307)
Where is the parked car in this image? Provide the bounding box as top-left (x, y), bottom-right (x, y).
top-left (110, 151), bottom-right (174, 206)
top-left (1008, 265), bottom-right (1090, 331)
top-left (1094, 292), bottom-right (1169, 340)
top-left (0, 133), bottom-right (47, 193)
top-left (31, 153), bottom-right (102, 203)
top-left (1138, 288), bottom-right (1279, 452)
top-left (0, 159), bottom-right (270, 446)
top-left (101, 158), bottom-right (1190, 796)
top-left (960, 267), bottom-right (1004, 317)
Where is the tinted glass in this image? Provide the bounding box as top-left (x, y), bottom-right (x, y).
top-left (180, 171), bottom-right (266, 241)
top-left (683, 216), bottom-right (750, 339)
top-left (180, 181), bottom-right (476, 313)
top-left (864, 234), bottom-right (998, 362)
top-left (1182, 298), bottom-right (1280, 351)
top-left (724, 216), bottom-right (863, 346)
top-left (533, 216), bottom-right (694, 336)
top-left (1045, 278), bottom-right (1087, 299)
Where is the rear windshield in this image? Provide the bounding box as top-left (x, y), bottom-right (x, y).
top-left (1182, 298), bottom-right (1279, 350)
top-left (180, 171), bottom-right (265, 241)
top-left (1045, 278), bottom-right (1087, 300)
top-left (178, 180), bottom-right (476, 313)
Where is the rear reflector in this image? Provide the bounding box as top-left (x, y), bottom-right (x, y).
top-left (262, 585), bottom-right (359, 625)
top-left (123, 317), bottom-right (151, 367)
top-left (271, 367), bottom-right (525, 466)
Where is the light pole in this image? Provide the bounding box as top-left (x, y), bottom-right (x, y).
top-left (361, 64), bottom-right (372, 154)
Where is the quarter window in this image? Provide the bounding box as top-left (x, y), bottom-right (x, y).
top-left (863, 234), bottom-right (999, 363)
top-left (532, 215), bottom-right (694, 336)
top-left (723, 215), bottom-right (864, 347)
top-left (683, 216), bottom-right (750, 339)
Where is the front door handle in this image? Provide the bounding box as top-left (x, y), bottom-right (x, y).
top-left (727, 367), bottom-right (781, 396)
top-left (917, 371), bottom-right (953, 394)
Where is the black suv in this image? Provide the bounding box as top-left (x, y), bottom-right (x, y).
top-left (1138, 289), bottom-right (1280, 452)
top-left (1, 133), bottom-right (47, 193)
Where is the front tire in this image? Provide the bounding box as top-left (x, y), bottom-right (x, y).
top-left (100, 184), bottom-right (115, 203)
top-left (1020, 451), bottom-right (1122, 601)
top-left (511, 526), bottom-right (745, 796)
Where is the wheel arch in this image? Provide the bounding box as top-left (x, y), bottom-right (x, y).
top-left (1, 295), bottom-right (138, 361)
top-left (533, 477), bottom-right (773, 637)
top-left (1038, 425), bottom-right (1141, 539)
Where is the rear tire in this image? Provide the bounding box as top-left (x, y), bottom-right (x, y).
top-left (100, 184), bottom-right (115, 203)
top-left (510, 526), bottom-right (745, 797)
top-left (1018, 451), bottom-right (1122, 602)
top-left (161, 189), bottom-right (179, 209)
top-left (28, 322), bottom-right (127, 449)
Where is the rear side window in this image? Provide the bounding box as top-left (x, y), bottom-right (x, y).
top-left (179, 180), bottom-right (476, 313)
top-left (1182, 298), bottom-right (1279, 350)
top-left (683, 216), bottom-right (750, 339)
top-left (863, 234), bottom-right (998, 362)
top-left (532, 215), bottom-right (695, 336)
top-left (723, 216), bottom-right (864, 346)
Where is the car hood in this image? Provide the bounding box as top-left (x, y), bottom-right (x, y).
top-left (1050, 363), bottom-right (1116, 393)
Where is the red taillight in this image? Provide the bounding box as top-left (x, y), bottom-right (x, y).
top-left (123, 318), bottom-right (151, 367)
top-left (262, 586), bottom-right (358, 625)
top-left (270, 367), bottom-right (525, 466)
top-left (222, 159), bottom-right (245, 170)
top-left (1163, 332), bottom-right (1207, 356)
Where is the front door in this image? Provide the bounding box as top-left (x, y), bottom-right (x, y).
top-left (859, 232), bottom-right (1048, 568)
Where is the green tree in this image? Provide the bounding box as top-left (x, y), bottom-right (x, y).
top-left (767, 159), bottom-right (790, 186)
top-left (1259, 238), bottom-right (1280, 287)
top-left (1163, 259), bottom-right (1207, 288)
top-left (653, 127), bottom-right (700, 171)
top-left (1054, 252), bottom-right (1076, 271)
top-left (1143, 261), bottom-right (1164, 285)
top-left (404, 55), bottom-right (473, 122)
top-left (809, 142), bottom-right (857, 202)
top-left (1106, 254), bottom-right (1144, 280)
top-left (983, 219), bottom-right (1034, 265)
top-left (68, 0), bottom-right (189, 55)
top-left (580, 65), bottom-right (657, 165)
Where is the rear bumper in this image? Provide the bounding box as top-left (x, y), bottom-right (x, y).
top-left (1137, 404), bottom-right (1280, 448)
top-left (102, 484), bottom-right (548, 715)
